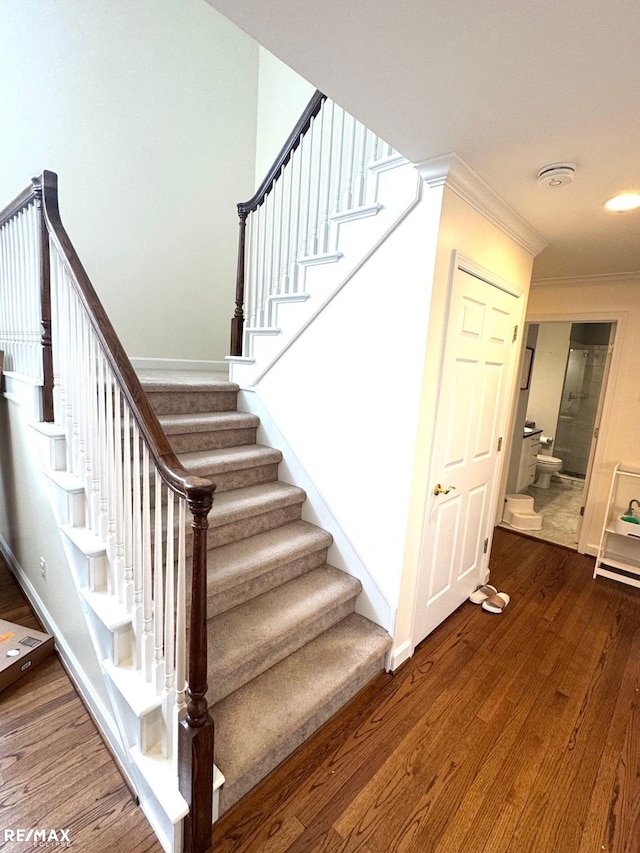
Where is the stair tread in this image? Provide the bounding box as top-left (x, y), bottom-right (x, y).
top-left (212, 613), bottom-right (391, 789)
top-left (210, 482), bottom-right (306, 526)
top-left (179, 444), bottom-right (282, 475)
top-left (207, 566), bottom-right (361, 700)
top-left (159, 410), bottom-right (259, 434)
top-left (208, 521), bottom-right (332, 591)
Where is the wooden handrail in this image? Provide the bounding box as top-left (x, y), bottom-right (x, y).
top-left (29, 171), bottom-right (214, 853)
top-left (230, 90), bottom-right (326, 356)
top-left (239, 90), bottom-right (326, 216)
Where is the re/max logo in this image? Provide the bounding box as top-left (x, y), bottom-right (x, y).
top-left (3, 828), bottom-right (71, 845)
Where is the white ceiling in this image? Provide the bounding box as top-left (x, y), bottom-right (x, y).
top-left (207, 0), bottom-right (640, 280)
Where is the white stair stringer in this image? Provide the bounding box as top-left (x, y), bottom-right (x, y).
top-left (28, 421), bottom-right (219, 852)
top-left (229, 158), bottom-right (421, 387)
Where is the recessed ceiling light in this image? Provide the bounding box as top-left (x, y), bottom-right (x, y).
top-left (604, 192), bottom-right (640, 212)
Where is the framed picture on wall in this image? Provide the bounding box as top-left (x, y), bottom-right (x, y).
top-left (520, 346), bottom-right (534, 390)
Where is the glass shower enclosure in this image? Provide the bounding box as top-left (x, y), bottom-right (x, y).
top-left (553, 323), bottom-right (612, 479)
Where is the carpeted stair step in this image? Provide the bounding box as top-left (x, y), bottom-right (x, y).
top-left (163, 482), bottom-right (307, 554)
top-left (205, 521), bottom-right (333, 617)
top-left (208, 482), bottom-right (306, 548)
top-left (141, 376), bottom-right (238, 415)
top-left (207, 565), bottom-right (361, 704)
top-left (159, 410), bottom-right (260, 453)
top-left (212, 613), bottom-right (392, 813)
top-left (178, 445), bottom-right (282, 492)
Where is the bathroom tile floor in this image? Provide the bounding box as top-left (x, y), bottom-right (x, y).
top-left (500, 477), bottom-right (585, 549)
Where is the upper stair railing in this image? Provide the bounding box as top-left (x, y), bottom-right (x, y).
top-left (231, 90), bottom-right (397, 356)
top-left (0, 182), bottom-right (54, 420)
top-left (0, 172), bottom-right (214, 853)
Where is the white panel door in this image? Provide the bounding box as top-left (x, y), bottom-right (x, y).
top-left (413, 261), bottom-right (520, 645)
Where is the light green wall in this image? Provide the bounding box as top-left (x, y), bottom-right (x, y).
top-left (254, 48), bottom-right (315, 187)
top-left (0, 0), bottom-right (259, 361)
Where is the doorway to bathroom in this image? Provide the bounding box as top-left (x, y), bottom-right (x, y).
top-left (501, 321), bottom-right (615, 549)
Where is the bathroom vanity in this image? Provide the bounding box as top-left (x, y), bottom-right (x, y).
top-left (595, 464), bottom-right (640, 588)
top-left (516, 427), bottom-right (542, 492)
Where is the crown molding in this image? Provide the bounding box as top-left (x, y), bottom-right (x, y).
top-left (415, 152), bottom-right (548, 257)
top-left (531, 270), bottom-right (640, 288)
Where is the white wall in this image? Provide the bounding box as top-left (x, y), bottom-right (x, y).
top-left (527, 276), bottom-right (640, 552)
top-left (0, 392), bottom-right (119, 747)
top-left (0, 0), bottom-right (259, 362)
top-left (254, 49), bottom-right (315, 187)
top-left (526, 322), bottom-right (571, 444)
top-left (254, 186), bottom-right (443, 620)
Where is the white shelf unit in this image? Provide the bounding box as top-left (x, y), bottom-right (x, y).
top-left (594, 463), bottom-right (640, 588)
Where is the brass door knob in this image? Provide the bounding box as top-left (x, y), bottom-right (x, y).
top-left (433, 483), bottom-right (456, 496)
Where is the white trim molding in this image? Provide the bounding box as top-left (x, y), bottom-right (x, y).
top-left (416, 153), bottom-right (548, 257)
top-left (531, 270), bottom-right (640, 288)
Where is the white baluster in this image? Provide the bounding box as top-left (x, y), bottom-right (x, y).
top-left (105, 363), bottom-right (117, 589)
top-left (68, 290), bottom-right (81, 476)
top-left (173, 498), bottom-right (187, 769)
top-left (250, 208), bottom-right (260, 327)
top-left (153, 472), bottom-right (165, 694)
top-left (114, 383), bottom-right (126, 603)
top-left (257, 201), bottom-right (267, 326)
top-left (163, 490), bottom-right (177, 759)
top-left (282, 153), bottom-right (293, 294)
top-left (132, 421), bottom-right (143, 667)
top-left (355, 126), bottom-right (369, 207)
top-left (343, 115), bottom-right (357, 210)
top-left (122, 406), bottom-right (134, 612)
top-left (87, 324), bottom-right (100, 537)
top-left (303, 118), bottom-right (316, 256)
top-left (321, 101), bottom-right (335, 253)
top-left (311, 104), bottom-right (326, 256)
top-left (270, 180), bottom-right (281, 305)
top-left (290, 140), bottom-right (304, 291)
top-left (97, 350), bottom-right (109, 541)
top-left (142, 444), bottom-right (153, 680)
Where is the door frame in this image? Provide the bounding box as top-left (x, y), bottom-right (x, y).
top-left (410, 250), bottom-right (526, 649)
top-left (507, 309), bottom-right (626, 555)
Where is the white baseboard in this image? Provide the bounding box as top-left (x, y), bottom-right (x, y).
top-left (0, 535), bottom-right (136, 794)
top-left (386, 639), bottom-right (413, 672)
top-left (130, 357), bottom-right (228, 374)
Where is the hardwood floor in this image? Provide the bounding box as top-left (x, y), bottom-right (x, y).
top-left (0, 555), bottom-right (162, 853)
top-left (213, 528), bottom-right (640, 852)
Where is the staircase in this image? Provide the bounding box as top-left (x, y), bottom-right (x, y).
top-left (1, 88), bottom-right (410, 850)
top-left (141, 370), bottom-right (391, 813)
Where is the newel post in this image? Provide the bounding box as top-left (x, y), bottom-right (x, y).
top-left (179, 486), bottom-right (216, 853)
top-left (230, 209), bottom-right (247, 357)
top-left (32, 174), bottom-right (54, 422)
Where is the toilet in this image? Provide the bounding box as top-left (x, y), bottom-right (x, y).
top-left (534, 455), bottom-right (563, 489)
top-left (503, 494), bottom-right (542, 530)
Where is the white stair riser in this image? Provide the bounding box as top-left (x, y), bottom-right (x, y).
top-left (46, 478), bottom-right (86, 528)
top-left (104, 668), bottom-right (164, 754)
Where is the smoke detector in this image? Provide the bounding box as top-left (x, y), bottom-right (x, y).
top-left (537, 163), bottom-right (576, 188)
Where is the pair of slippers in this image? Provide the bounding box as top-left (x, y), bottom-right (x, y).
top-left (469, 584), bottom-right (510, 614)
